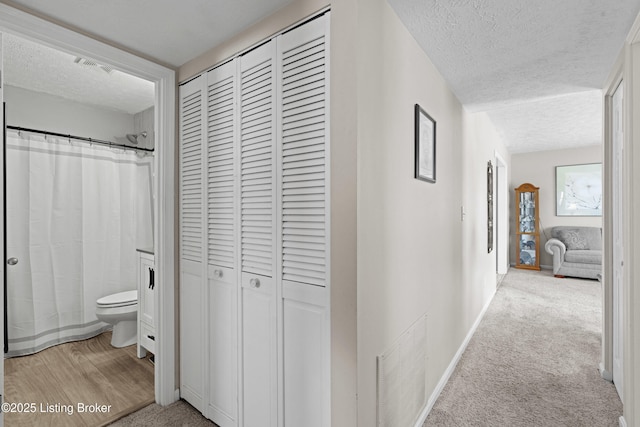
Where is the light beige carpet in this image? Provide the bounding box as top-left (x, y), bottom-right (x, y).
top-left (424, 268), bottom-right (622, 426)
top-left (108, 400), bottom-right (216, 427)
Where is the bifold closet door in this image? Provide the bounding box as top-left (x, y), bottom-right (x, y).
top-left (179, 12), bottom-right (331, 427)
top-left (206, 61), bottom-right (239, 427)
top-left (278, 13), bottom-right (330, 427)
top-left (179, 75), bottom-right (206, 412)
top-left (239, 40), bottom-right (278, 427)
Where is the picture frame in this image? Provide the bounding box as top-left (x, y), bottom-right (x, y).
top-left (414, 104), bottom-right (436, 183)
top-left (555, 163), bottom-right (602, 216)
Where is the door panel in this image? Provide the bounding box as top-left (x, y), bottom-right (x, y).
top-left (179, 75), bottom-right (206, 412)
top-left (207, 266), bottom-right (237, 427)
top-left (241, 273), bottom-right (276, 427)
top-left (612, 81), bottom-right (624, 399)
top-left (205, 61), bottom-right (239, 427)
top-left (0, 32), bottom-right (5, 427)
top-left (239, 41), bottom-right (277, 427)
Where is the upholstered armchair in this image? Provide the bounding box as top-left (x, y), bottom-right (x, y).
top-left (544, 226), bottom-right (602, 279)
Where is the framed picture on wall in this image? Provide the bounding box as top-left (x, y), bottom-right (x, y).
top-left (414, 104), bottom-right (436, 183)
top-left (555, 163), bottom-right (602, 216)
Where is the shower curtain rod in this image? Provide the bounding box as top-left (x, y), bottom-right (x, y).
top-left (7, 125), bottom-right (155, 153)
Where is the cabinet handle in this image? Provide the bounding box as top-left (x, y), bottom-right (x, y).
top-left (147, 335), bottom-right (155, 341)
top-left (149, 267), bottom-right (155, 290)
top-left (250, 278), bottom-right (261, 288)
top-left (214, 269), bottom-right (223, 278)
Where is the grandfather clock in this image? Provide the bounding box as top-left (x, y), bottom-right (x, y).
top-left (515, 183), bottom-right (541, 270)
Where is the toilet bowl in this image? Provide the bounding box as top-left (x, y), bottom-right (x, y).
top-left (95, 290), bottom-right (138, 348)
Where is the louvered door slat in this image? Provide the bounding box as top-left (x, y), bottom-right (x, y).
top-left (180, 79), bottom-right (204, 263)
top-left (280, 28), bottom-right (327, 288)
top-left (207, 67), bottom-right (236, 269)
top-left (179, 76), bottom-right (206, 414)
top-left (240, 44), bottom-right (275, 278)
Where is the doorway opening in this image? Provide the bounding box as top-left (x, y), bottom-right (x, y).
top-left (0, 4), bottom-right (177, 424)
top-left (495, 151), bottom-right (509, 281)
top-left (3, 33), bottom-right (157, 424)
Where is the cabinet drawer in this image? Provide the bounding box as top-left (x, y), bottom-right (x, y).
top-left (140, 322), bottom-right (156, 354)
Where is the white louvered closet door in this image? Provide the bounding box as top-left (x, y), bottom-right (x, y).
top-left (239, 41), bottom-right (278, 427)
top-left (205, 61), bottom-right (239, 427)
top-left (278, 12), bottom-right (330, 427)
top-left (179, 75), bottom-right (206, 412)
top-left (179, 12), bottom-right (331, 427)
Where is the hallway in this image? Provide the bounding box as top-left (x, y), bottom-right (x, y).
top-left (425, 269), bottom-right (621, 426)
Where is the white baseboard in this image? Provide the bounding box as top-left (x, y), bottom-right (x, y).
top-left (619, 415), bottom-right (627, 427)
top-left (413, 289), bottom-right (497, 427)
top-left (599, 362), bottom-right (613, 382)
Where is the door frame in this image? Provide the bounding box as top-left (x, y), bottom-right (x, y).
top-left (0, 4), bottom-right (177, 406)
top-left (610, 80), bottom-right (624, 400)
top-left (602, 10), bottom-right (640, 425)
top-left (494, 151), bottom-right (509, 275)
top-left (601, 54), bottom-right (623, 387)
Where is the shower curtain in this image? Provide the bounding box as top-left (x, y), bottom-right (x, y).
top-left (5, 130), bottom-right (154, 357)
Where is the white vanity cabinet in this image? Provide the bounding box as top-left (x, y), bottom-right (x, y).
top-left (137, 249), bottom-right (155, 358)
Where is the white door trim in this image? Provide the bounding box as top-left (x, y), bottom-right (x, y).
top-left (601, 48), bottom-right (624, 386)
top-left (611, 80), bottom-right (624, 400)
top-left (601, 10), bottom-right (640, 425)
top-left (0, 3), bottom-right (177, 405)
top-left (494, 151), bottom-right (509, 275)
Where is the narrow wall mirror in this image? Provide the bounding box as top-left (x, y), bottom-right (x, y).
top-left (488, 161), bottom-right (494, 253)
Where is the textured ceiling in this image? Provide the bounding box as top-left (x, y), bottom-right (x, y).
top-left (1, 0), bottom-right (294, 68)
top-left (2, 0), bottom-right (639, 152)
top-left (388, 0), bottom-right (640, 153)
top-left (4, 34), bottom-right (154, 115)
top-left (486, 91), bottom-right (602, 154)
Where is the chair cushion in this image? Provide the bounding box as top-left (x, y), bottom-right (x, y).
top-left (564, 250), bottom-right (602, 265)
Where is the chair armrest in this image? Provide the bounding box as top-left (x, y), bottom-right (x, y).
top-left (545, 238), bottom-right (566, 257)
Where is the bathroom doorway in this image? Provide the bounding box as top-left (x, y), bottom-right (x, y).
top-left (3, 33), bottom-right (156, 358)
top-left (0, 5), bottom-right (177, 424)
top-left (2, 33), bottom-right (157, 424)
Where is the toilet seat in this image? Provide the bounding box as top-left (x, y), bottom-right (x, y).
top-left (97, 290), bottom-right (137, 308)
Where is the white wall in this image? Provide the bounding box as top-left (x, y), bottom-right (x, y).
top-left (462, 112), bottom-right (511, 307)
top-left (510, 145), bottom-right (602, 268)
top-left (5, 85), bottom-right (135, 141)
top-left (134, 106), bottom-right (155, 150)
top-left (356, 1), bottom-right (509, 425)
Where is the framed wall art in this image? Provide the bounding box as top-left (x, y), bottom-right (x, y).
top-left (555, 163), bottom-right (602, 216)
top-left (414, 104), bottom-right (436, 183)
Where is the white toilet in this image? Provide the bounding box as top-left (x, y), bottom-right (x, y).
top-left (95, 290), bottom-right (138, 348)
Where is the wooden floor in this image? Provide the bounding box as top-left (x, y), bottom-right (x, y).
top-left (5, 332), bottom-right (154, 426)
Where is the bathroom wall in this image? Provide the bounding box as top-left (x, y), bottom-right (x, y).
top-left (134, 106), bottom-right (155, 250)
top-left (5, 85), bottom-right (135, 141)
top-left (134, 106), bottom-right (155, 150)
